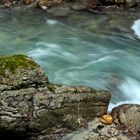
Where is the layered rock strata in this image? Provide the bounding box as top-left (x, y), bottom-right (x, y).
top-left (0, 54), bottom-right (111, 139)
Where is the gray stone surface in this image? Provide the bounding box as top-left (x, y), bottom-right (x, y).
top-left (0, 54), bottom-right (111, 139)
top-left (111, 104), bottom-right (140, 134)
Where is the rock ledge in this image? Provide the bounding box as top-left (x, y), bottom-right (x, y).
top-left (0, 54), bottom-right (111, 139)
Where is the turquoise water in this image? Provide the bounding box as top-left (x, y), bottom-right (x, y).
top-left (0, 8), bottom-right (140, 110)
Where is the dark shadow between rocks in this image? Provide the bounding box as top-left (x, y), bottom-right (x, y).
top-left (0, 129), bottom-right (29, 140)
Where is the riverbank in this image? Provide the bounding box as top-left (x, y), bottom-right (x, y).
top-left (1, 0), bottom-right (140, 35)
top-left (1, 0), bottom-right (140, 13)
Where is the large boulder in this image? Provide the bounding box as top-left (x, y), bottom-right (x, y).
top-left (111, 104), bottom-right (140, 134)
top-left (0, 54), bottom-right (111, 139)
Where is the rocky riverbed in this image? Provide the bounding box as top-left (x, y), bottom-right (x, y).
top-left (63, 104), bottom-right (140, 140)
top-left (1, 0), bottom-right (140, 32)
top-left (1, 0), bottom-right (140, 11)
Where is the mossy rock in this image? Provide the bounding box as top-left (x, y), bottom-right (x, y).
top-left (0, 54), bottom-right (38, 76)
top-left (0, 54), bottom-right (48, 88)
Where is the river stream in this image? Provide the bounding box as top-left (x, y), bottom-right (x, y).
top-left (0, 8), bottom-right (140, 110)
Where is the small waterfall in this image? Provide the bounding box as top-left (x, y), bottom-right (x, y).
top-left (131, 19), bottom-right (140, 39)
top-left (108, 77), bottom-right (140, 111)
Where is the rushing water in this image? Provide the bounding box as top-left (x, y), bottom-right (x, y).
top-left (0, 8), bottom-right (140, 110)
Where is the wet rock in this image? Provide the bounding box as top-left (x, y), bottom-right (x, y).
top-left (0, 54), bottom-right (111, 139)
top-left (111, 104), bottom-right (140, 134)
top-left (37, 0), bottom-right (63, 10)
top-left (3, 0), bottom-right (12, 7)
top-left (71, 0), bottom-right (100, 11)
top-left (23, 0), bottom-right (33, 5)
top-left (70, 0), bottom-right (140, 12)
top-left (37, 0), bottom-right (50, 10)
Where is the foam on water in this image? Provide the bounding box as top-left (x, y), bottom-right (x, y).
top-left (131, 19), bottom-right (140, 39)
top-left (57, 55), bottom-right (115, 71)
top-left (46, 19), bottom-right (59, 25)
top-left (109, 77), bottom-right (140, 111)
top-left (28, 42), bottom-right (77, 60)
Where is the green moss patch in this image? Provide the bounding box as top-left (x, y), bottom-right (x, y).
top-left (0, 54), bottom-right (38, 75)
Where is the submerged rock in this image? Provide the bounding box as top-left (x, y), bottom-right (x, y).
top-left (0, 54), bottom-right (111, 139)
